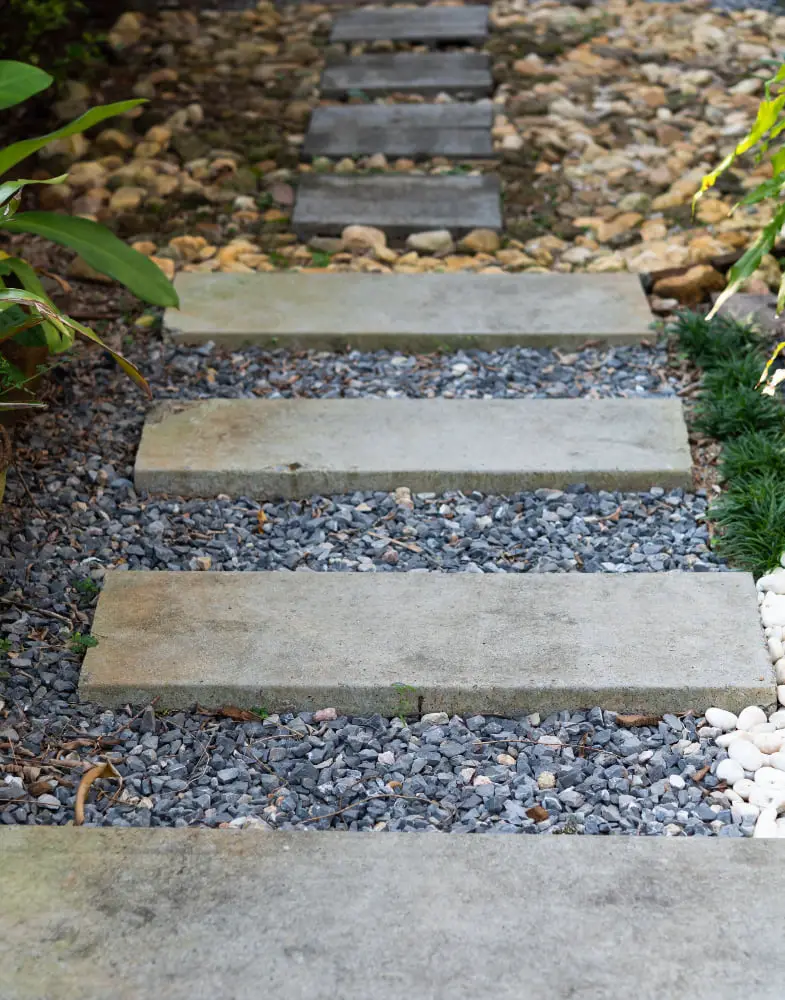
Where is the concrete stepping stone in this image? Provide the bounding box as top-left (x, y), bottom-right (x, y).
top-left (321, 52), bottom-right (492, 97)
top-left (4, 832), bottom-right (782, 1000)
top-left (133, 397), bottom-right (691, 498)
top-left (330, 5), bottom-right (489, 43)
top-left (292, 174), bottom-right (501, 239)
top-left (79, 571), bottom-right (770, 714)
top-left (165, 273), bottom-right (654, 350)
top-left (302, 103), bottom-right (494, 159)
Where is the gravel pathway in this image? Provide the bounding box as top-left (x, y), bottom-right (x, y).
top-left (0, 337), bottom-right (742, 833)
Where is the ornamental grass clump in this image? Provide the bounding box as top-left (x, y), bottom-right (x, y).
top-left (671, 311), bottom-right (785, 576)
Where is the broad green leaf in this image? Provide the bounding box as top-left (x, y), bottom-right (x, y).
top-left (771, 148), bottom-right (785, 177)
top-left (0, 61), bottom-right (52, 111)
top-left (0, 257), bottom-right (69, 352)
top-left (708, 203), bottom-right (785, 319)
top-left (1, 212), bottom-right (179, 308)
top-left (0, 287), bottom-right (150, 394)
top-left (0, 174), bottom-right (67, 208)
top-left (0, 99), bottom-right (143, 176)
top-left (737, 175), bottom-right (785, 208)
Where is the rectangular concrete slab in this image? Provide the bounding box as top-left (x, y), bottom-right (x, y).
top-left (165, 272), bottom-right (655, 350)
top-left (331, 5), bottom-right (489, 43)
top-left (302, 102), bottom-right (495, 158)
top-left (321, 52), bottom-right (492, 97)
top-left (134, 397), bottom-right (691, 498)
top-left (2, 830), bottom-right (781, 1000)
top-left (293, 173), bottom-right (501, 239)
top-left (79, 571), bottom-right (771, 714)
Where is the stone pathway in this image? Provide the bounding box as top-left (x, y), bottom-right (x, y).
top-left (298, 2), bottom-right (500, 236)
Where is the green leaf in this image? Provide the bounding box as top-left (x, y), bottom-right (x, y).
top-left (0, 99), bottom-right (144, 177)
top-left (737, 175), bottom-right (785, 208)
top-left (0, 61), bottom-right (52, 111)
top-left (0, 174), bottom-right (68, 209)
top-left (0, 287), bottom-right (150, 394)
top-left (1, 213), bottom-right (179, 307)
top-left (0, 257), bottom-right (69, 352)
top-left (708, 202), bottom-right (785, 319)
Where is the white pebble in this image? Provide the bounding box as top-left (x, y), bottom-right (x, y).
top-left (715, 731), bottom-right (751, 748)
top-left (716, 759), bottom-right (746, 785)
top-left (759, 569), bottom-right (785, 594)
top-left (733, 778), bottom-right (756, 800)
top-left (668, 774), bottom-right (686, 790)
top-left (752, 732), bottom-right (785, 755)
top-left (737, 705), bottom-right (768, 731)
top-left (749, 785), bottom-right (781, 809)
top-left (704, 707), bottom-right (738, 731)
top-left (537, 771), bottom-right (556, 789)
top-left (778, 685), bottom-right (785, 707)
top-left (770, 751), bottom-right (785, 772)
top-left (756, 766), bottom-right (785, 789)
top-left (776, 659), bottom-right (785, 684)
top-left (732, 801), bottom-right (760, 823)
top-left (754, 806), bottom-right (780, 838)
top-left (770, 711), bottom-right (785, 728)
top-left (770, 636), bottom-right (785, 663)
top-left (729, 739), bottom-right (766, 772)
top-left (761, 593), bottom-right (785, 628)
top-left (750, 722), bottom-right (777, 733)
top-left (696, 726), bottom-right (720, 740)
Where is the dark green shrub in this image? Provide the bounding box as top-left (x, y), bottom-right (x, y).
top-left (669, 310), bottom-right (760, 368)
top-left (720, 430), bottom-right (785, 484)
top-left (710, 473), bottom-right (785, 578)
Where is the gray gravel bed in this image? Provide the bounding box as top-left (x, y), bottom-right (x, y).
top-left (0, 704), bottom-right (745, 836)
top-left (0, 335), bottom-right (726, 832)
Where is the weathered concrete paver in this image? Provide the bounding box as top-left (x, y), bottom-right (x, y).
top-left (79, 571), bottom-right (770, 713)
top-left (321, 52), bottom-right (493, 98)
top-left (302, 103), bottom-right (494, 159)
top-left (292, 173), bottom-right (501, 239)
top-left (3, 830), bottom-right (781, 1000)
top-left (330, 5), bottom-right (489, 43)
top-left (134, 396), bottom-right (691, 498)
top-left (165, 273), bottom-right (653, 349)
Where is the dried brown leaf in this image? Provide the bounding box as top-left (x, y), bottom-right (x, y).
top-left (74, 760), bottom-right (122, 826)
top-left (616, 714), bottom-right (661, 728)
top-left (526, 805), bottom-right (549, 823)
top-left (692, 765), bottom-right (710, 783)
top-left (218, 705), bottom-right (258, 722)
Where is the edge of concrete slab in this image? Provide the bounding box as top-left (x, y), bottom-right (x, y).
top-left (132, 397), bottom-right (692, 499)
top-left (164, 272), bottom-right (655, 349)
top-left (79, 570), bottom-right (772, 715)
top-left (3, 830), bottom-right (782, 1000)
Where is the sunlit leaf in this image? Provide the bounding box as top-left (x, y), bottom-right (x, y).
top-left (708, 203), bottom-right (785, 319)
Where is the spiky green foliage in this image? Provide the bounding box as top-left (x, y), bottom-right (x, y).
top-left (693, 381), bottom-right (785, 440)
top-left (719, 431), bottom-right (785, 484)
top-left (669, 310), bottom-right (761, 368)
top-left (709, 473), bottom-right (785, 577)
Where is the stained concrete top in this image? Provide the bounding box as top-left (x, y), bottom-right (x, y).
top-left (330, 5), bottom-right (489, 43)
top-left (302, 103), bottom-right (495, 159)
top-left (164, 273), bottom-right (654, 350)
top-left (321, 52), bottom-right (493, 97)
top-left (292, 174), bottom-right (502, 240)
top-left (133, 397), bottom-right (691, 498)
top-left (79, 570), bottom-right (771, 714)
top-left (3, 829), bottom-right (782, 1000)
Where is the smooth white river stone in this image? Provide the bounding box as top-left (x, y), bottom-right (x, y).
top-left (716, 731), bottom-right (751, 748)
top-left (759, 569), bottom-right (785, 594)
top-left (716, 759), bottom-right (745, 785)
top-left (755, 767), bottom-right (785, 789)
top-left (754, 807), bottom-right (779, 838)
top-left (762, 594), bottom-right (785, 628)
top-left (737, 706), bottom-right (768, 731)
top-left (750, 722), bottom-right (777, 733)
top-left (732, 801), bottom-right (760, 823)
top-left (753, 732), bottom-right (785, 754)
top-left (748, 786), bottom-right (785, 810)
top-left (769, 636), bottom-right (785, 663)
top-left (733, 778), bottom-right (756, 800)
top-left (776, 659), bottom-right (785, 684)
top-left (778, 685), bottom-right (785, 706)
top-left (770, 711), bottom-right (785, 727)
top-left (729, 740), bottom-right (766, 771)
top-left (769, 751), bottom-right (785, 772)
top-left (704, 707), bottom-right (738, 732)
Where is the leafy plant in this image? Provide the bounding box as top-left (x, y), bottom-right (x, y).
top-left (67, 631), bottom-right (98, 653)
top-left (74, 577), bottom-right (99, 596)
top-left (709, 473), bottom-right (785, 578)
top-left (669, 311), bottom-right (760, 369)
top-left (720, 430), bottom-right (785, 484)
top-left (694, 366), bottom-right (785, 440)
